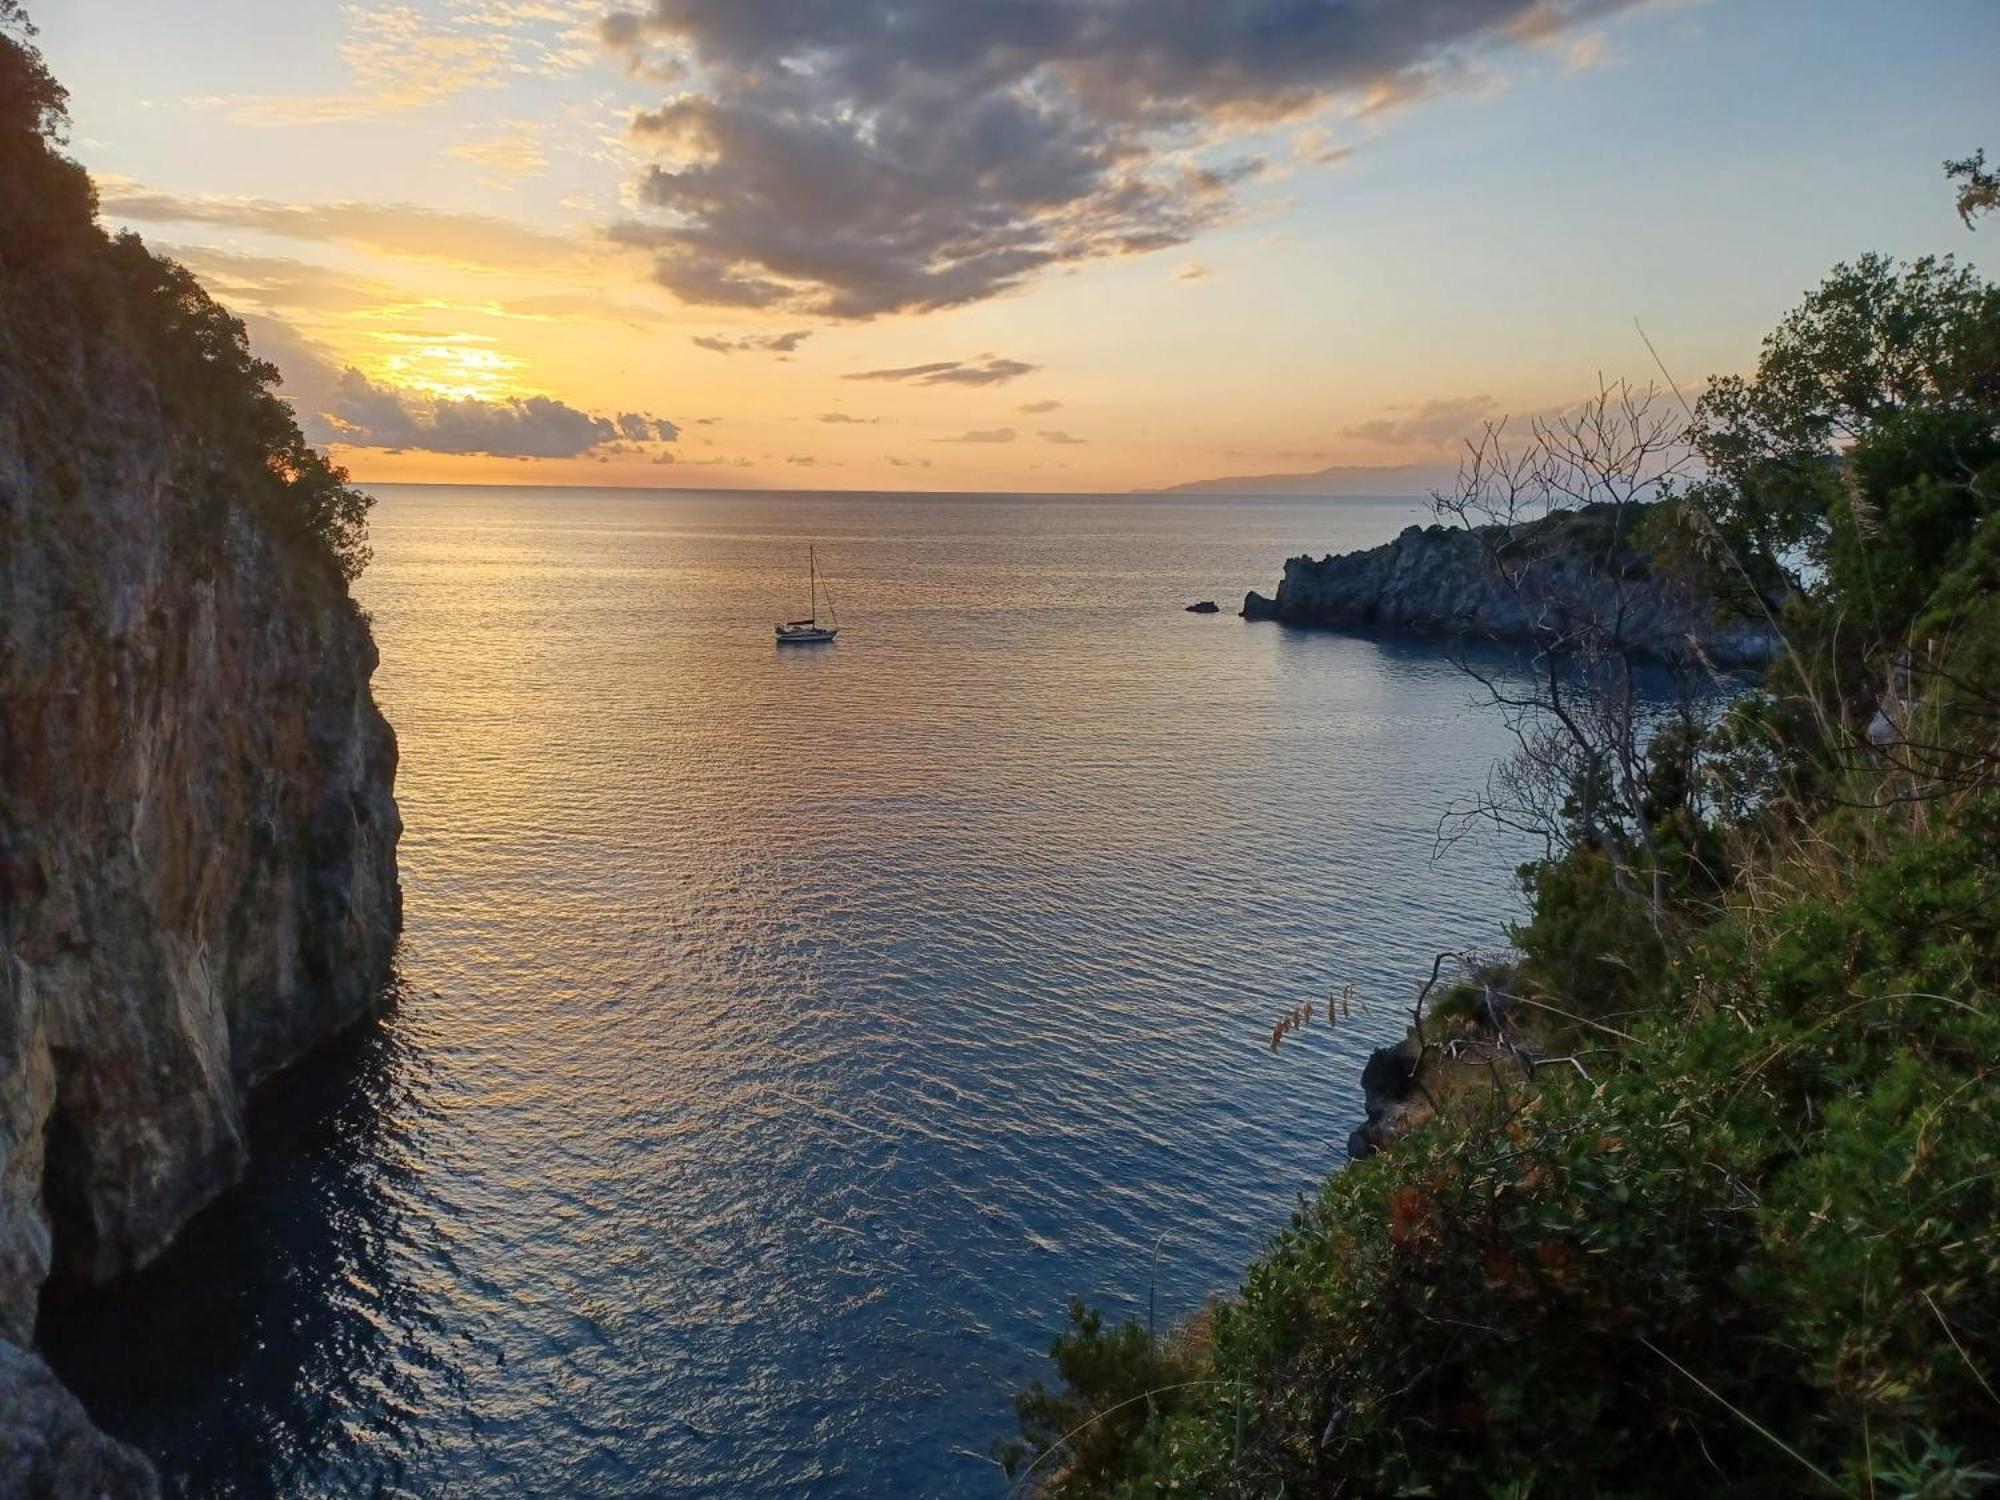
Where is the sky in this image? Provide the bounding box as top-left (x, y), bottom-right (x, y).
top-left (32, 0), bottom-right (2000, 493)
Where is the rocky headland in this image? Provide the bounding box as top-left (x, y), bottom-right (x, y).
top-left (1243, 502), bottom-right (1784, 667)
top-left (1, 28), bottom-right (401, 1495)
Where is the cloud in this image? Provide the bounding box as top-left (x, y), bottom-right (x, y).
top-left (936, 427), bottom-right (1017, 444)
top-left (100, 182), bottom-right (580, 272)
top-left (689, 329), bottom-right (813, 354)
top-left (1342, 394), bottom-right (1497, 449)
top-left (194, 2), bottom-right (597, 126)
top-left (844, 356), bottom-right (1036, 387)
top-left (886, 456), bottom-right (934, 468)
top-left (786, 455), bottom-right (818, 465)
top-left (1039, 430), bottom-right (1086, 445)
top-left (159, 246), bottom-right (394, 314)
top-left (195, 4), bottom-right (511, 125)
top-left (1291, 125), bottom-right (1356, 166)
top-left (493, 293), bottom-right (666, 325)
top-left (1560, 32), bottom-right (1623, 71)
top-left (618, 412), bottom-right (681, 441)
top-left (451, 120), bottom-right (550, 179)
top-left (324, 371), bottom-right (677, 457)
top-left (1174, 261), bottom-right (1211, 282)
top-left (818, 412), bottom-right (879, 424)
top-left (600, 0), bottom-right (1646, 317)
top-left (242, 314), bottom-right (675, 460)
top-left (1018, 399), bottom-right (1063, 414)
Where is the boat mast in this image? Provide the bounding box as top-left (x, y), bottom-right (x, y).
top-left (808, 545), bottom-right (816, 622)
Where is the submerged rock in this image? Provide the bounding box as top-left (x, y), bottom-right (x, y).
top-left (1185, 600), bottom-right (1221, 613)
top-left (1243, 503), bottom-right (1784, 667)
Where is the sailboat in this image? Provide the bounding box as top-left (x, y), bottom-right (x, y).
top-left (775, 545), bottom-right (839, 644)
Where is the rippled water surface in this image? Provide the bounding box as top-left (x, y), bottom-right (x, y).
top-left (47, 488), bottom-right (1535, 1498)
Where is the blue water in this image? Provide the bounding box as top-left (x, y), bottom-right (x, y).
top-left (43, 488), bottom-right (1533, 1498)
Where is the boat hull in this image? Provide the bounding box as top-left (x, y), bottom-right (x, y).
top-left (775, 626), bottom-right (838, 644)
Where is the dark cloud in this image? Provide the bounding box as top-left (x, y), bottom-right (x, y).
top-left (619, 412), bottom-right (681, 441)
top-left (818, 412), bottom-right (880, 424)
top-left (689, 328), bottom-right (813, 354)
top-left (844, 356), bottom-right (1036, 387)
top-left (1039, 429), bottom-right (1086, 445)
top-left (936, 427), bottom-right (1017, 444)
top-left (1018, 398), bottom-right (1063, 414)
top-left (601, 0), bottom-right (1641, 317)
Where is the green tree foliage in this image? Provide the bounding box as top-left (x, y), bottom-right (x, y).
top-left (1010, 168), bottom-right (2000, 1499)
top-left (0, 6), bottom-right (372, 584)
top-left (1688, 252), bottom-right (1999, 646)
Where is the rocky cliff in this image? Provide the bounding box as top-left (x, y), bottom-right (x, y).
top-left (1242, 502), bottom-right (1783, 667)
top-left (1, 23), bottom-right (401, 1492)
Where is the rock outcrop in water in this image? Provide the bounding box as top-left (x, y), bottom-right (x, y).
top-left (1, 22), bottom-right (401, 1493)
top-left (1242, 503), bottom-right (1783, 667)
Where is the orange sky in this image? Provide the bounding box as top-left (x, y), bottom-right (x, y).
top-left (39, 0), bottom-right (1999, 492)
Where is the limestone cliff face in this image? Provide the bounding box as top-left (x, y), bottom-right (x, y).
top-left (1242, 504), bottom-right (1783, 668)
top-left (0, 299), bottom-right (400, 1483)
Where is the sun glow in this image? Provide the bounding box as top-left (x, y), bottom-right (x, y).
top-left (371, 336), bottom-right (526, 401)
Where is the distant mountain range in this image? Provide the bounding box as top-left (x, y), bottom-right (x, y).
top-left (1156, 461), bottom-right (1457, 497)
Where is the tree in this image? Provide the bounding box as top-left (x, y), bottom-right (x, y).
top-left (1685, 252), bottom-right (2000, 805)
top-left (1431, 382), bottom-right (1729, 941)
top-left (0, 1), bottom-right (96, 269)
top-left (1947, 148), bottom-right (1998, 228)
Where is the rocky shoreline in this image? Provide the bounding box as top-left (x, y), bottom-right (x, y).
top-left (1243, 502), bottom-right (1784, 668)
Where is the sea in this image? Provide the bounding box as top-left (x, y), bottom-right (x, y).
top-left (43, 486), bottom-right (1538, 1498)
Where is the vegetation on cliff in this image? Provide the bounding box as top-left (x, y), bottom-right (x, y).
top-left (0, 1), bottom-right (371, 585)
top-left (1007, 180), bottom-right (1999, 1497)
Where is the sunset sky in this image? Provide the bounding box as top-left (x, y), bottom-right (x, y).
top-left (37, 0), bottom-right (1998, 493)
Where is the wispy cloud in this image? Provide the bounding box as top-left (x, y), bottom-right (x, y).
top-left (1039, 430), bottom-right (1086, 445)
top-left (690, 329), bottom-right (813, 354)
top-left (451, 120), bottom-right (550, 179)
top-left (195, 1), bottom-right (600, 126)
top-left (845, 356), bottom-right (1036, 387)
top-left (195, 4), bottom-right (509, 125)
top-left (100, 181), bottom-right (581, 272)
top-left (935, 427), bottom-right (1017, 444)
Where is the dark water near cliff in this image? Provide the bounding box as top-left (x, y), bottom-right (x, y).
top-left (45, 488), bottom-right (1535, 1498)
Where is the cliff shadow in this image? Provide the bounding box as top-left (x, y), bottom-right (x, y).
top-left (35, 975), bottom-right (452, 1499)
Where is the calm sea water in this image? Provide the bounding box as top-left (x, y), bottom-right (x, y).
top-left (45, 487), bottom-right (1535, 1498)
